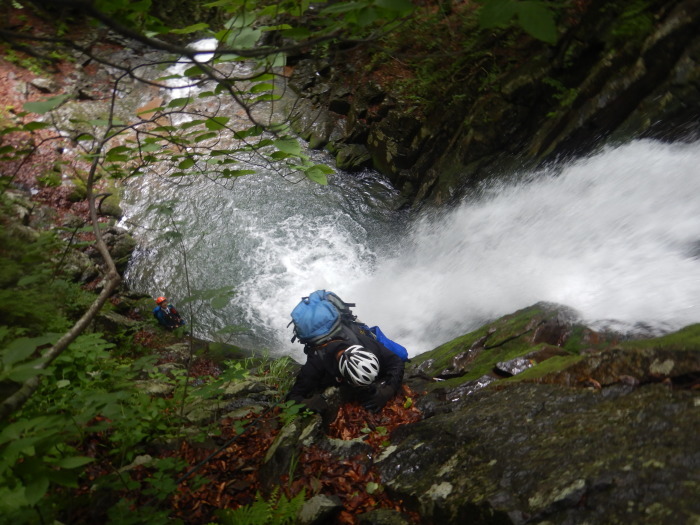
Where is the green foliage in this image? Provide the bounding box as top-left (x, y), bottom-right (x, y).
top-left (543, 77), bottom-right (579, 115)
top-left (22, 94), bottom-right (70, 115)
top-left (0, 208), bottom-right (85, 335)
top-left (217, 487), bottom-right (306, 525)
top-left (0, 44), bottom-right (44, 75)
top-left (606, 1), bottom-right (654, 44)
top-left (0, 326), bottom-right (188, 521)
top-left (478, 0), bottom-right (558, 44)
top-left (277, 400), bottom-right (306, 426)
top-left (36, 170), bottom-right (62, 188)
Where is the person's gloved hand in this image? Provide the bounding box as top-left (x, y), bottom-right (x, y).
top-left (363, 384), bottom-right (395, 413)
top-left (302, 394), bottom-right (328, 414)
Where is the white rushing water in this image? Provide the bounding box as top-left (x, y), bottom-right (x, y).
top-left (122, 138), bottom-right (700, 362)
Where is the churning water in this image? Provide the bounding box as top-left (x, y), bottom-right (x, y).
top-left (122, 138), bottom-right (700, 362)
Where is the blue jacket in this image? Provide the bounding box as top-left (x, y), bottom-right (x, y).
top-left (153, 304), bottom-right (185, 330)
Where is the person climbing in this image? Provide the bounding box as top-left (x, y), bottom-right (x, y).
top-left (152, 296), bottom-right (186, 330)
top-left (286, 290), bottom-right (405, 415)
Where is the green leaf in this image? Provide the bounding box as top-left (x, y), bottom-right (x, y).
top-left (44, 468), bottom-right (81, 488)
top-left (55, 456), bottom-right (94, 469)
top-left (252, 93), bottom-right (281, 102)
top-left (3, 335), bottom-right (53, 366)
top-left (304, 164), bottom-right (333, 185)
top-left (181, 119), bottom-right (205, 129)
top-left (178, 158), bottom-right (196, 169)
top-left (22, 121), bottom-right (51, 131)
top-left (17, 274), bottom-right (42, 287)
top-left (184, 65), bottom-right (204, 77)
top-left (205, 116), bottom-right (230, 130)
top-left (227, 27), bottom-right (261, 48)
top-left (516, 1), bottom-right (558, 44)
top-left (141, 143), bottom-right (162, 152)
top-left (281, 27), bottom-right (311, 39)
top-left (270, 151), bottom-right (291, 160)
top-left (8, 362), bottom-right (51, 382)
top-left (250, 82), bottom-right (274, 94)
top-left (23, 94), bottom-right (70, 114)
top-left (210, 295), bottom-right (230, 309)
top-left (170, 22), bottom-right (209, 34)
top-left (478, 0), bottom-right (517, 28)
top-left (106, 145), bottom-right (131, 161)
top-left (24, 476), bottom-right (49, 505)
top-left (357, 6), bottom-right (379, 27)
top-left (168, 97), bottom-right (192, 108)
top-left (273, 138), bottom-right (301, 156)
top-left (250, 73), bottom-right (275, 82)
top-left (375, 0), bottom-right (414, 12)
top-left (194, 132), bottom-right (218, 142)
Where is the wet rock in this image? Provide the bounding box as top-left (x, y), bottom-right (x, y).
top-left (299, 494), bottom-right (343, 524)
top-left (222, 380), bottom-right (272, 398)
top-left (357, 508), bottom-right (414, 525)
top-left (377, 382), bottom-right (700, 524)
top-left (438, 329), bottom-right (496, 378)
top-left (133, 379), bottom-right (175, 396)
top-left (101, 227), bottom-right (137, 273)
top-left (494, 357), bottom-right (534, 376)
top-left (531, 346), bottom-right (700, 387)
top-left (335, 143), bottom-right (372, 171)
top-left (94, 310), bottom-right (141, 334)
top-left (30, 77), bottom-right (58, 93)
top-left (61, 249), bottom-right (100, 283)
top-left (438, 347), bottom-right (484, 379)
top-left (442, 375), bottom-right (498, 403)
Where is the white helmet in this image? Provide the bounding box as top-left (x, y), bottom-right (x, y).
top-left (338, 345), bottom-right (379, 386)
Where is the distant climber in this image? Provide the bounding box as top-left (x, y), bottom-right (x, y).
top-left (152, 296), bottom-right (186, 330)
top-left (286, 290), bottom-right (405, 415)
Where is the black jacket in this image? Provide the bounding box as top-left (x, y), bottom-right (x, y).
top-left (286, 330), bottom-right (404, 404)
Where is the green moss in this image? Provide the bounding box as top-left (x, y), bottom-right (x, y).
top-left (413, 303), bottom-right (551, 371)
top-left (621, 324), bottom-right (700, 351)
top-left (561, 324), bottom-right (590, 354)
top-left (409, 304), bottom-right (594, 392)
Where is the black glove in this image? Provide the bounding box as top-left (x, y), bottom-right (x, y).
top-left (363, 384), bottom-right (395, 413)
top-left (302, 394), bottom-right (328, 414)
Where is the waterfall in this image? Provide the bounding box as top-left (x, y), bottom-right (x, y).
top-left (122, 138), bottom-right (700, 362)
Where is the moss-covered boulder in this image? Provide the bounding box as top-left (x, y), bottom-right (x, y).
top-left (374, 305), bottom-right (700, 524)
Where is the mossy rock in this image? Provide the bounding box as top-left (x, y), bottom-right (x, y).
top-left (408, 303), bottom-right (589, 391)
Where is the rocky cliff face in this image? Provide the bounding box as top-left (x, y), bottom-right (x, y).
top-left (286, 0), bottom-right (700, 207)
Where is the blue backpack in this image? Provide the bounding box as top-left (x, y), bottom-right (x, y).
top-left (290, 290), bottom-right (408, 361)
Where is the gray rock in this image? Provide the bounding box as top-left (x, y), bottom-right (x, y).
top-left (377, 382), bottom-right (700, 524)
top-left (298, 494), bottom-right (343, 524)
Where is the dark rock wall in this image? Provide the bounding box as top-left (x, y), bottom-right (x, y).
top-left (287, 0), bottom-right (700, 207)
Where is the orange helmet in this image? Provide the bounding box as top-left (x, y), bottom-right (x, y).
top-left (155, 296), bottom-right (167, 305)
